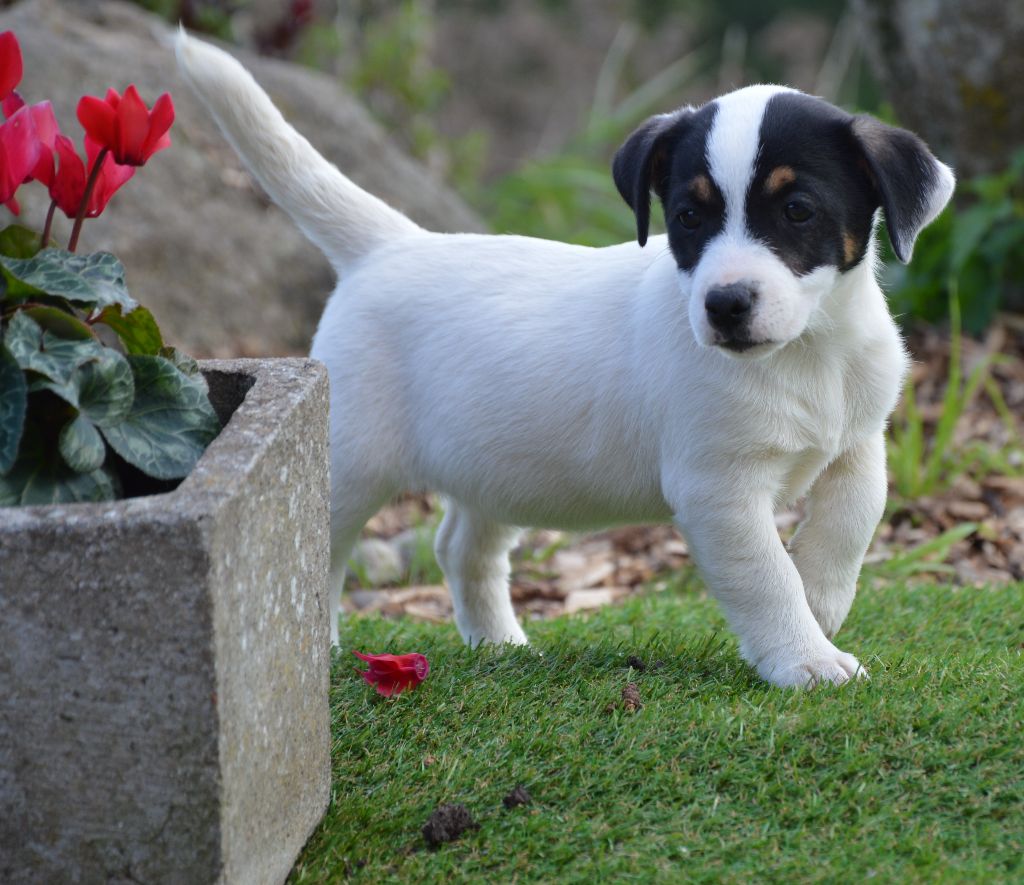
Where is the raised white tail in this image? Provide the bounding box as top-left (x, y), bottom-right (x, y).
top-left (175, 30), bottom-right (422, 273)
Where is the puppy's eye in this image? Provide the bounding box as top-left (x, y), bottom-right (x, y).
top-left (784, 201), bottom-right (813, 224)
top-left (677, 209), bottom-right (701, 230)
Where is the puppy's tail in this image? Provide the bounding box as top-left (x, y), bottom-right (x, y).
top-left (175, 30), bottom-right (422, 273)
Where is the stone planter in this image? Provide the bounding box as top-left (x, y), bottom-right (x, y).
top-left (0, 358), bottom-right (332, 884)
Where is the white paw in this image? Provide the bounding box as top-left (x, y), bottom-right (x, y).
top-left (757, 645), bottom-right (867, 688)
top-left (804, 585), bottom-right (856, 640)
top-left (808, 607), bottom-right (844, 641)
top-left (459, 620), bottom-right (529, 648)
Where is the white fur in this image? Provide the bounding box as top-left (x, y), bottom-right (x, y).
top-left (918, 161), bottom-right (957, 254)
top-left (178, 34), bottom-right (914, 687)
top-left (706, 84), bottom-right (794, 236)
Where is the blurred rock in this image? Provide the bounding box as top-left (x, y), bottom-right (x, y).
top-left (390, 526), bottom-right (431, 572)
top-left (349, 537), bottom-right (403, 586)
top-left (0, 0), bottom-right (485, 357)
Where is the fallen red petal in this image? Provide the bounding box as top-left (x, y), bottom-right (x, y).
top-left (353, 650), bottom-right (430, 696)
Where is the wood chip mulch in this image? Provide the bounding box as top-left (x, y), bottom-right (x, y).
top-left (344, 318), bottom-right (1024, 623)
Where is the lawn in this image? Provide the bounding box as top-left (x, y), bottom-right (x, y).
top-left (291, 579), bottom-right (1024, 884)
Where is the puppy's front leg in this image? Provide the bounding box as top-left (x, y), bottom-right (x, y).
top-left (675, 491), bottom-right (864, 687)
top-left (790, 434), bottom-right (887, 639)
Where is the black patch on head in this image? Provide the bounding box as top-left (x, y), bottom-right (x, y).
top-left (613, 103), bottom-right (718, 260)
top-left (657, 103), bottom-right (725, 272)
top-left (614, 90), bottom-right (952, 276)
top-left (747, 92), bottom-right (878, 276)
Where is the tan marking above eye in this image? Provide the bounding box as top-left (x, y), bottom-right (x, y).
top-left (764, 166), bottom-right (796, 194)
top-left (690, 174), bottom-right (713, 202)
top-left (843, 232), bottom-right (860, 265)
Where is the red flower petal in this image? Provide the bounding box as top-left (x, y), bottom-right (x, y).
top-left (22, 101), bottom-right (59, 185)
top-left (0, 32), bottom-right (23, 101)
top-left (88, 152), bottom-right (135, 217)
top-left (2, 90), bottom-right (23, 118)
top-left (50, 133), bottom-right (86, 218)
top-left (0, 104), bottom-right (39, 204)
top-left (29, 101), bottom-right (58, 149)
top-left (77, 94), bottom-right (117, 152)
top-left (32, 146), bottom-right (53, 188)
top-left (114, 84), bottom-right (150, 165)
top-left (140, 91), bottom-right (174, 159)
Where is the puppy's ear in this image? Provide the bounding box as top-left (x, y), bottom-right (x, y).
top-left (850, 115), bottom-right (955, 263)
top-left (613, 110), bottom-right (690, 247)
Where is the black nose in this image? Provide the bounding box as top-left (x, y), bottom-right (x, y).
top-left (705, 283), bottom-right (755, 335)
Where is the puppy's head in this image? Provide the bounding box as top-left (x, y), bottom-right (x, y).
top-left (613, 86), bottom-right (955, 356)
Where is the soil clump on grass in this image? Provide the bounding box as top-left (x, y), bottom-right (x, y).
top-left (622, 683), bottom-right (643, 712)
top-left (422, 803), bottom-right (479, 847)
top-left (502, 785), bottom-right (532, 809)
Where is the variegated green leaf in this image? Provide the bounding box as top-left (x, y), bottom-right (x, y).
top-left (97, 304), bottom-right (164, 356)
top-left (0, 249), bottom-right (136, 312)
top-left (100, 355), bottom-right (220, 480)
top-left (76, 350), bottom-right (134, 426)
top-left (0, 343), bottom-right (26, 475)
top-left (158, 345), bottom-right (199, 376)
top-left (22, 305), bottom-right (95, 340)
top-left (0, 451), bottom-right (118, 506)
top-left (59, 414), bottom-right (106, 473)
top-left (4, 311), bottom-right (106, 387)
top-left (0, 224), bottom-right (42, 261)
top-left (158, 346), bottom-right (207, 394)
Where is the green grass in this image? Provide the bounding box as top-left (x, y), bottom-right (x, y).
top-left (292, 581), bottom-right (1024, 884)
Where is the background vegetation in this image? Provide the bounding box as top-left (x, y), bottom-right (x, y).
top-left (135, 0), bottom-right (1023, 333)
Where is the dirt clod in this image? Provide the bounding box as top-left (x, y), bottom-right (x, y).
top-left (626, 655), bottom-right (646, 672)
top-left (502, 784), bottom-right (532, 809)
top-left (622, 682), bottom-right (643, 713)
top-left (422, 803), bottom-right (479, 847)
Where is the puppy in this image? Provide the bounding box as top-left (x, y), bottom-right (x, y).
top-left (177, 34), bottom-right (954, 687)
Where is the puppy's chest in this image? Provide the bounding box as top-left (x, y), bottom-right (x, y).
top-left (748, 348), bottom-right (900, 490)
top-left (776, 339), bottom-right (899, 440)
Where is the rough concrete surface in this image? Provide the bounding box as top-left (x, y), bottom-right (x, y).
top-left (0, 359), bottom-right (332, 885)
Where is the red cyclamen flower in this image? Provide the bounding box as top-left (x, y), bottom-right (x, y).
top-left (353, 651), bottom-right (430, 697)
top-left (77, 84), bottom-right (174, 166)
top-left (0, 31), bottom-right (22, 103)
top-left (39, 134), bottom-right (135, 219)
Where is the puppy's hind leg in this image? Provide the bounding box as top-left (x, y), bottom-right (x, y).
top-left (434, 504), bottom-right (528, 647)
top-left (327, 482), bottom-right (392, 646)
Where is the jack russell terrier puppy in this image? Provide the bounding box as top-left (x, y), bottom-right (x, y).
top-left (177, 32), bottom-right (954, 687)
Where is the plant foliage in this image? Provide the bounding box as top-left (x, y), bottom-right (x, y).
top-left (884, 150), bottom-right (1024, 333)
top-left (887, 285), bottom-right (1020, 499)
top-left (0, 27), bottom-right (216, 508)
top-left (0, 229), bottom-right (219, 506)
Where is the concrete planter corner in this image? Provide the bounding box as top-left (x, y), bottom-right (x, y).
top-left (0, 358), bottom-right (332, 884)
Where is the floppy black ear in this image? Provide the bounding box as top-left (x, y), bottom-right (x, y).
top-left (613, 110), bottom-right (690, 247)
top-left (850, 115), bottom-right (955, 263)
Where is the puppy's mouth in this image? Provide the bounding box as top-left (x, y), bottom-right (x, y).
top-left (716, 336), bottom-right (775, 354)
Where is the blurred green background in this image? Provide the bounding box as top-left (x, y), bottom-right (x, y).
top-left (138, 0), bottom-right (1024, 333)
